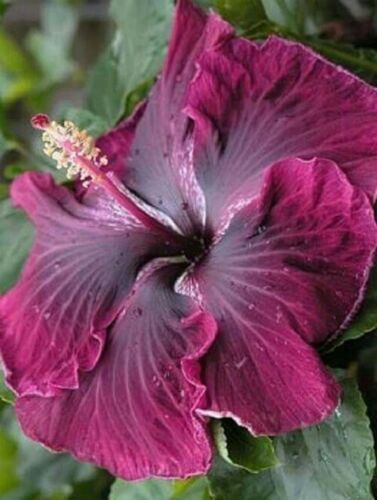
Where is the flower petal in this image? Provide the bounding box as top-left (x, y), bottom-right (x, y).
top-left (186, 35), bottom-right (377, 231)
top-left (0, 172), bottom-right (176, 397)
top-left (181, 157), bottom-right (377, 434)
top-left (75, 104), bottom-right (146, 198)
top-left (16, 262), bottom-right (217, 480)
top-left (201, 324), bottom-right (340, 435)
top-left (122, 0), bottom-right (232, 234)
top-left (96, 102), bottom-right (146, 179)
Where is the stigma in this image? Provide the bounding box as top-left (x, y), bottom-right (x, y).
top-left (31, 113), bottom-right (108, 187)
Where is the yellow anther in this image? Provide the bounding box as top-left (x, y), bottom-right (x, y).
top-left (31, 113), bottom-right (108, 187)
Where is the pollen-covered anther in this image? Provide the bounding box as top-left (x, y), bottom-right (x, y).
top-left (31, 113), bottom-right (108, 186)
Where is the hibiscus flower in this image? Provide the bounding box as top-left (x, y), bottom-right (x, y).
top-left (1, 0), bottom-right (377, 480)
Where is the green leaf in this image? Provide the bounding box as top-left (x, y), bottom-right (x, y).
top-left (26, 0), bottom-right (79, 88)
top-left (41, 0), bottom-right (78, 52)
top-left (209, 375), bottom-right (375, 500)
top-left (245, 24), bottom-right (377, 84)
top-left (0, 184), bottom-right (8, 200)
top-left (68, 469), bottom-right (114, 500)
top-left (3, 163), bottom-right (28, 181)
top-left (0, 131), bottom-right (14, 158)
top-left (0, 373), bottom-right (14, 404)
top-left (263, 0), bottom-right (374, 36)
top-left (0, 408), bottom-right (96, 499)
top-left (212, 419), bottom-right (278, 473)
top-left (27, 32), bottom-right (75, 87)
top-left (262, 0), bottom-right (310, 35)
top-left (86, 48), bottom-right (127, 128)
top-left (110, 477), bottom-right (210, 500)
top-left (0, 1), bottom-right (10, 19)
top-left (124, 79), bottom-right (154, 117)
top-left (0, 30), bottom-right (34, 76)
top-left (111, 0), bottom-right (172, 93)
top-left (0, 30), bottom-right (38, 104)
top-left (110, 479), bottom-right (171, 500)
top-left (0, 428), bottom-right (19, 495)
top-left (219, 1), bottom-right (377, 84)
top-left (194, 0), bottom-right (215, 7)
top-left (216, 0), bottom-right (267, 30)
top-left (307, 39), bottom-right (377, 84)
top-left (60, 107), bottom-right (109, 137)
top-left (172, 478), bottom-right (212, 499)
top-left (0, 200), bottom-right (34, 294)
top-left (15, 434), bottom-right (95, 497)
top-left (87, 0), bottom-right (173, 127)
top-left (325, 266), bottom-right (377, 351)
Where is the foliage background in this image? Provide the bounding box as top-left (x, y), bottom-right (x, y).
top-left (1, 0), bottom-right (377, 499)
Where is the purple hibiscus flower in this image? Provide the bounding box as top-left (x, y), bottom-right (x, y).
top-left (1, 0), bottom-right (377, 480)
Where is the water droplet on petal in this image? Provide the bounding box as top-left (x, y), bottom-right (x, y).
top-left (275, 306), bottom-right (283, 323)
top-left (235, 357), bottom-right (247, 370)
top-left (132, 307), bottom-right (143, 318)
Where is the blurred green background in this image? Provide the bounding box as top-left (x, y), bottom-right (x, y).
top-left (1, 1), bottom-right (377, 499)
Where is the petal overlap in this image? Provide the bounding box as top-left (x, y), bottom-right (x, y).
top-left (0, 172), bottom-right (177, 397)
top-left (180, 157), bottom-right (377, 434)
top-left (16, 262), bottom-right (217, 480)
top-left (121, 0), bottom-right (232, 234)
top-left (186, 34), bottom-right (377, 231)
